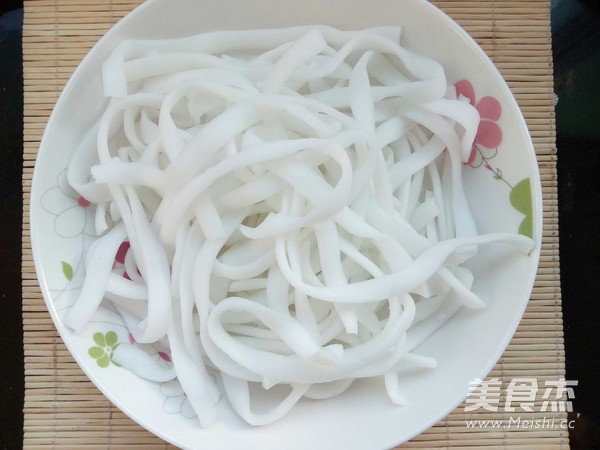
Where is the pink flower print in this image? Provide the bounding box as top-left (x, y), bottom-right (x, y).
top-left (115, 241), bottom-right (130, 265)
top-left (455, 80), bottom-right (503, 168)
top-left (112, 241), bottom-right (143, 281)
top-left (41, 169), bottom-right (96, 238)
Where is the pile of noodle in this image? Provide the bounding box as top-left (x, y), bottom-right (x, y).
top-left (65, 26), bottom-right (533, 426)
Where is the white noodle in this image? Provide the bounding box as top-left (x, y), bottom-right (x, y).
top-left (66, 26), bottom-right (535, 427)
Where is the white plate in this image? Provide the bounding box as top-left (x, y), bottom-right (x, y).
top-left (31, 0), bottom-right (542, 449)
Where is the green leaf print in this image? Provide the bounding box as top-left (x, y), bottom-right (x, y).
top-left (509, 178), bottom-right (533, 238)
top-left (61, 261), bottom-right (73, 281)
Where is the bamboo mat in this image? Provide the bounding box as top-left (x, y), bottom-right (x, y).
top-left (22, 0), bottom-right (565, 448)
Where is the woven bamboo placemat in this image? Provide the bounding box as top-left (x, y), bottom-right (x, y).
top-left (22, 0), bottom-right (565, 448)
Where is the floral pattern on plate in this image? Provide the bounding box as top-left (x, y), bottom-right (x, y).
top-left (457, 79), bottom-right (533, 238)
